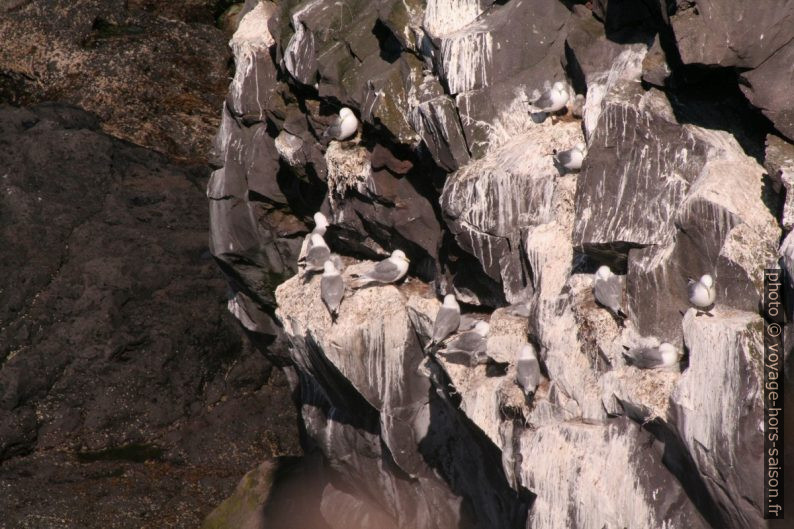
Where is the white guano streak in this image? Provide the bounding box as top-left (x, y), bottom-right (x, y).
top-left (230, 3), bottom-right (276, 116)
top-left (424, 0), bottom-right (484, 37)
top-left (440, 27), bottom-right (493, 94)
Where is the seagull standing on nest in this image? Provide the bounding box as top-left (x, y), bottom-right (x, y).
top-left (623, 342), bottom-right (683, 370)
top-left (516, 343), bottom-right (541, 397)
top-left (430, 294), bottom-right (461, 350)
top-left (351, 250), bottom-right (410, 288)
top-left (688, 274), bottom-right (716, 315)
top-left (593, 265), bottom-right (627, 320)
top-left (553, 142), bottom-right (587, 174)
top-left (323, 107), bottom-right (358, 141)
top-left (527, 81), bottom-right (569, 121)
top-left (439, 321), bottom-right (490, 367)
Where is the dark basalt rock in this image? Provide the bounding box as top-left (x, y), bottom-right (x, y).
top-left (670, 0), bottom-right (794, 140)
top-left (0, 103), bottom-right (299, 527)
top-left (573, 85), bottom-right (709, 257)
top-left (0, 0), bottom-right (231, 163)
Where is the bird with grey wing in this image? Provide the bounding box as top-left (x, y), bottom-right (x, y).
top-left (323, 107), bottom-right (358, 142)
top-left (320, 260), bottom-right (344, 320)
top-left (515, 343), bottom-right (541, 398)
top-left (429, 294), bottom-right (461, 352)
top-left (623, 342), bottom-right (683, 370)
top-left (688, 274), bottom-right (716, 316)
top-left (299, 212), bottom-right (329, 265)
top-left (524, 81), bottom-right (569, 122)
top-left (438, 321), bottom-right (490, 367)
top-left (593, 266), bottom-right (627, 322)
top-left (570, 93), bottom-right (585, 118)
top-left (302, 233), bottom-right (331, 279)
top-left (350, 250), bottom-right (410, 288)
top-left (553, 142), bottom-right (587, 174)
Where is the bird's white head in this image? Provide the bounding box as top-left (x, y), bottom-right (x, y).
top-left (658, 342), bottom-right (677, 356)
top-left (474, 321), bottom-right (490, 336)
top-left (575, 142), bottom-right (586, 153)
top-left (659, 342), bottom-right (681, 364)
top-left (443, 294), bottom-right (458, 308)
top-left (595, 265), bottom-right (612, 280)
top-left (392, 249), bottom-right (410, 263)
top-left (339, 107), bottom-right (353, 119)
top-left (552, 81), bottom-right (566, 93)
top-left (314, 212), bottom-right (329, 231)
top-left (700, 274), bottom-right (714, 288)
top-left (310, 233), bottom-right (327, 247)
top-left (323, 260), bottom-right (338, 275)
top-left (519, 344), bottom-right (537, 360)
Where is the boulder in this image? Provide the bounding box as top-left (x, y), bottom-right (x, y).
top-left (441, 111), bottom-right (583, 304)
top-left (669, 308), bottom-right (766, 529)
top-left (275, 265), bottom-right (530, 528)
top-left (516, 417), bottom-right (710, 529)
top-left (671, 1), bottom-right (794, 139)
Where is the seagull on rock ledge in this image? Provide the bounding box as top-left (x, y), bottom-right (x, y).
top-left (303, 233), bottom-right (331, 274)
top-left (554, 142), bottom-right (587, 173)
top-left (439, 321), bottom-right (490, 367)
top-left (430, 294), bottom-right (461, 350)
top-left (351, 250), bottom-right (410, 288)
top-left (299, 212), bottom-right (330, 266)
top-left (593, 265), bottom-right (626, 321)
top-left (516, 343), bottom-right (541, 397)
top-left (323, 107), bottom-right (358, 141)
top-left (623, 342), bottom-right (683, 370)
top-left (527, 81), bottom-right (569, 121)
top-left (688, 274), bottom-right (716, 316)
top-left (321, 260), bottom-right (344, 320)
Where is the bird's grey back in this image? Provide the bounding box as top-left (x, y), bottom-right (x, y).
top-left (594, 274), bottom-right (624, 311)
top-left (517, 357), bottom-right (540, 390)
top-left (321, 273), bottom-right (344, 308)
top-left (432, 306), bottom-right (460, 343)
top-left (624, 346), bottom-right (664, 369)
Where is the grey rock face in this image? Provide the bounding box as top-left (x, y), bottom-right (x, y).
top-left (670, 1), bottom-right (794, 139)
top-left (276, 268), bottom-right (528, 529)
top-left (671, 309), bottom-right (766, 529)
top-left (208, 1), bottom-right (792, 529)
top-left (0, 103), bottom-right (300, 528)
top-left (574, 85), bottom-right (708, 253)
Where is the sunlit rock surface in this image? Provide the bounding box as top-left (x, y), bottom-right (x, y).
top-left (208, 1), bottom-right (787, 528)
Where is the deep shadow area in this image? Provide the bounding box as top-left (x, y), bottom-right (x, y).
top-left (418, 381), bottom-right (533, 529)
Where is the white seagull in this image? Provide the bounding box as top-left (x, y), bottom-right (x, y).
top-left (323, 107), bottom-right (358, 141)
top-left (516, 343), bottom-right (541, 397)
top-left (299, 212), bottom-right (330, 266)
top-left (439, 321), bottom-right (490, 367)
top-left (528, 81), bottom-right (569, 114)
top-left (688, 274), bottom-right (716, 314)
top-left (304, 233), bottom-right (331, 273)
top-left (320, 260), bottom-right (345, 319)
top-left (311, 212), bottom-right (329, 236)
top-left (623, 342), bottom-right (682, 370)
top-left (351, 249), bottom-right (410, 288)
top-left (593, 265), bottom-right (626, 319)
top-left (430, 294), bottom-right (461, 349)
top-left (553, 142), bottom-right (587, 173)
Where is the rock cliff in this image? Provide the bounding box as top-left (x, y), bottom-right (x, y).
top-left (209, 1), bottom-right (793, 527)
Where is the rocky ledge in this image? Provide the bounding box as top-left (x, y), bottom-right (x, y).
top-left (208, 1), bottom-right (793, 528)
